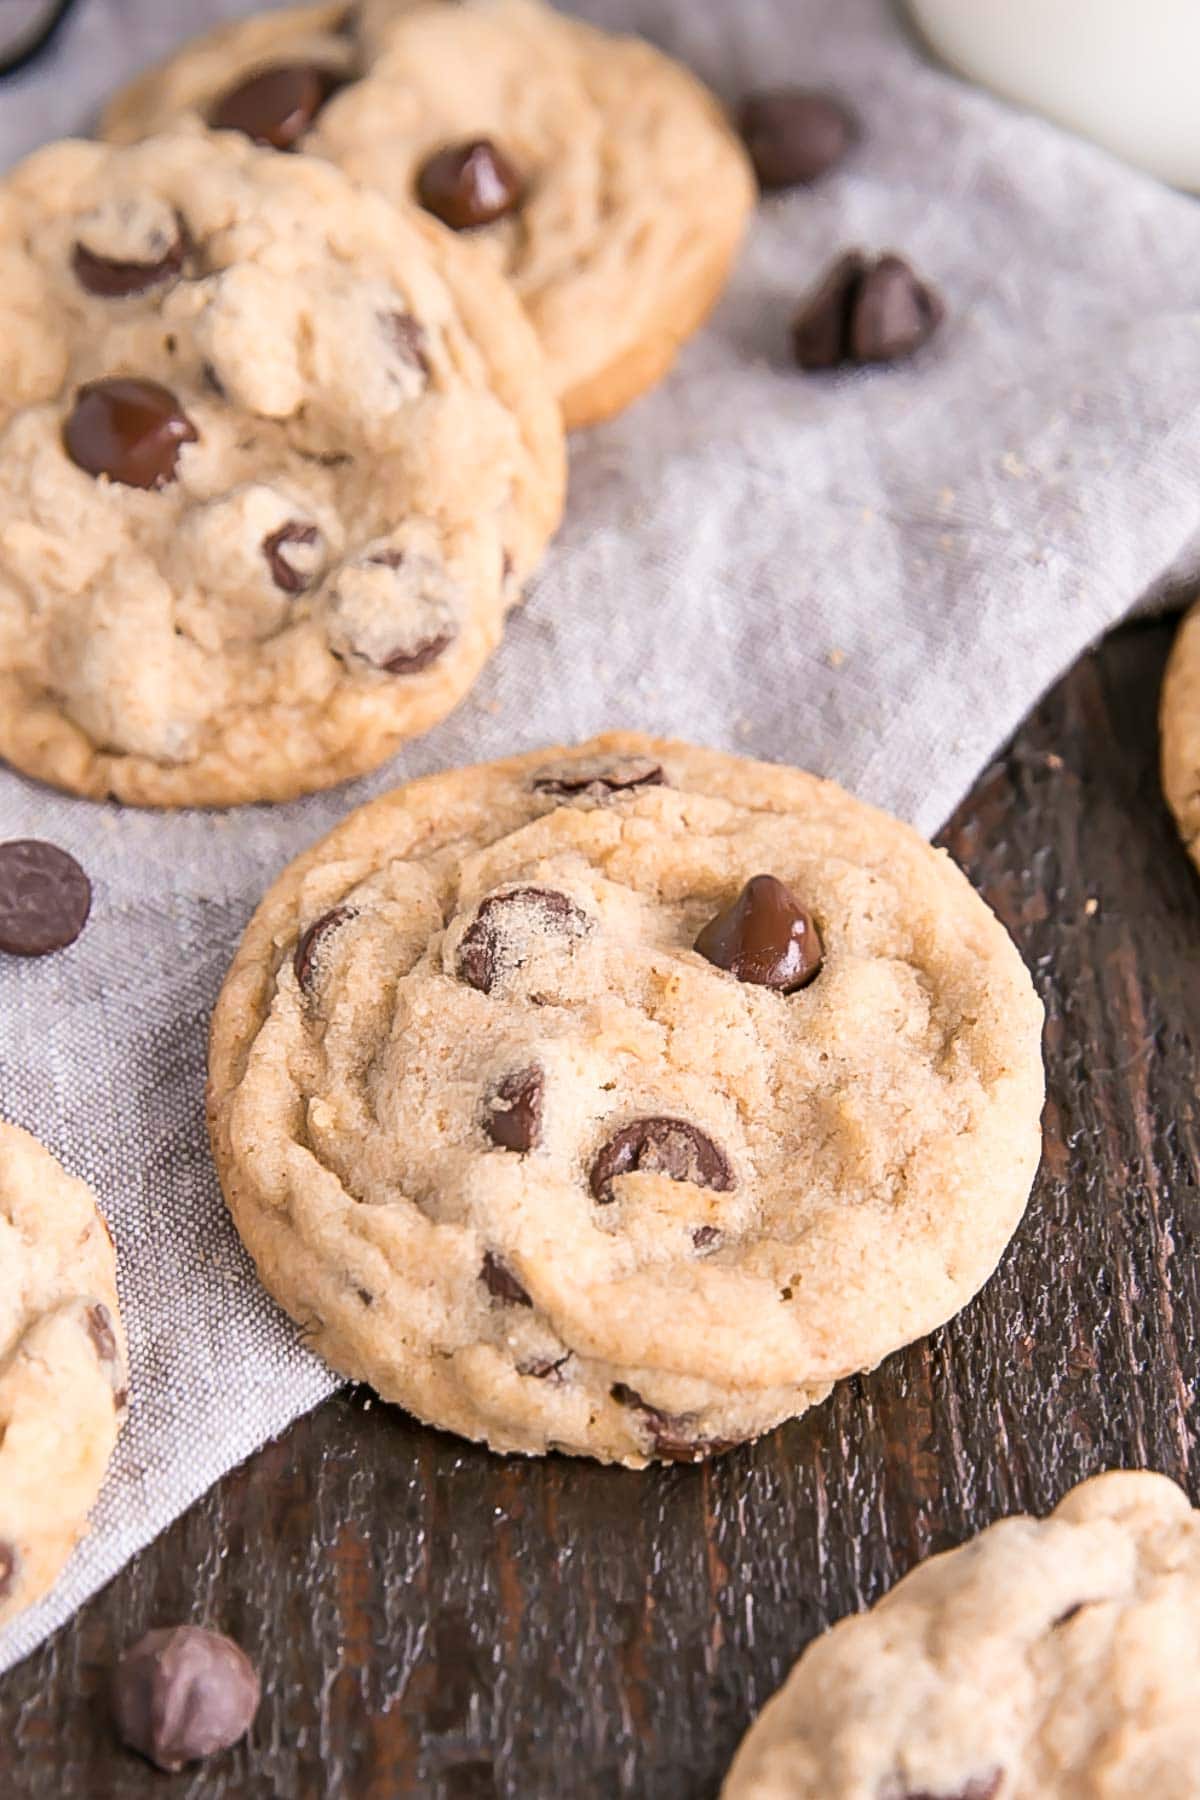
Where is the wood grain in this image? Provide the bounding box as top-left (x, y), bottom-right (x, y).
top-left (3, 617), bottom-right (1199, 1799)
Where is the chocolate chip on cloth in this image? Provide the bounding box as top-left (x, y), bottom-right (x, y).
top-left (0, 839), bottom-right (91, 956)
top-left (794, 251), bottom-right (944, 370)
top-left (0, 129), bottom-right (563, 806)
top-left (208, 732), bottom-right (1044, 1468)
top-left (739, 88), bottom-right (857, 190)
top-left (101, 0), bottom-right (757, 430)
top-left (721, 1471), bottom-right (1200, 1798)
top-left (0, 1123), bottom-right (128, 1627)
top-left (113, 1626), bottom-right (260, 1772)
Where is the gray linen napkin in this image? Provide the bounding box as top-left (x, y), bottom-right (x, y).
top-left (3, 0), bottom-right (1200, 1674)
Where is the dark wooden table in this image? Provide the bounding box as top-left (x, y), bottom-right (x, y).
top-left (3, 615), bottom-right (1199, 1799)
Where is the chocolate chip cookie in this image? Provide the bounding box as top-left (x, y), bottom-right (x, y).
top-left (722, 1470), bottom-right (1200, 1798)
top-left (0, 1122), bottom-right (128, 1628)
top-left (102, 0), bottom-right (757, 430)
top-left (207, 734), bottom-right (1044, 1467)
top-left (0, 130), bottom-right (564, 806)
top-left (1160, 599), bottom-right (1200, 872)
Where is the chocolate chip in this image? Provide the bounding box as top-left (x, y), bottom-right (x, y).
top-left (694, 874), bottom-right (823, 992)
top-left (386, 311), bottom-right (431, 378)
top-left (897, 1780), bottom-right (1002, 1800)
top-left (210, 64), bottom-right (340, 150)
top-left (610, 1384), bottom-right (741, 1464)
top-left (485, 1066), bottom-right (544, 1153)
top-left (293, 906), bottom-right (354, 992)
top-left (382, 632), bottom-right (453, 675)
top-left (113, 1387), bottom-right (129, 1412)
top-left (63, 377), bottom-right (197, 489)
top-left (86, 1302), bottom-right (118, 1364)
top-left (692, 1225), bottom-right (721, 1250)
top-left (532, 757), bottom-right (665, 800)
top-left (739, 88), bottom-right (856, 190)
top-left (480, 1252), bottom-right (532, 1307)
top-left (72, 227), bottom-right (186, 299)
top-left (457, 888), bottom-right (590, 995)
top-left (0, 840), bottom-right (91, 957)
top-left (263, 522), bottom-right (321, 594)
top-left (590, 1118), bottom-right (734, 1207)
top-left (0, 1543), bottom-right (16, 1602)
top-left (520, 1353), bottom-right (569, 1382)
top-left (1052, 1602), bottom-right (1086, 1628)
top-left (793, 251), bottom-right (943, 370)
top-left (111, 1626), bottom-right (260, 1773)
top-left (324, 547), bottom-right (460, 675)
top-left (416, 139), bottom-right (524, 230)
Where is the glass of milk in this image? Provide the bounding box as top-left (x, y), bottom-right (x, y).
top-left (907, 0), bottom-right (1200, 190)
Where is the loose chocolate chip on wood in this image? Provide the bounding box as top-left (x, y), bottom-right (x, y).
top-left (112, 1626), bottom-right (260, 1773)
top-left (739, 88), bottom-right (857, 190)
top-left (610, 1384), bottom-right (741, 1463)
top-left (694, 874), bottom-right (823, 992)
top-left (793, 251), bottom-right (943, 370)
top-left (0, 840), bottom-right (91, 957)
top-left (293, 906), bottom-right (354, 992)
top-left (457, 888), bottom-right (590, 995)
top-left (591, 1118), bottom-right (734, 1206)
top-left (86, 1302), bottom-right (118, 1364)
top-left (485, 1066), bottom-right (544, 1153)
top-left (64, 377), bottom-right (197, 489)
top-left (480, 1252), bottom-right (533, 1307)
top-left (210, 64), bottom-right (340, 150)
top-left (263, 522), bottom-right (321, 594)
top-left (416, 139), bottom-right (524, 230)
top-left (72, 228), bottom-right (187, 299)
top-left (532, 757), bottom-right (665, 800)
top-left (0, 1543), bottom-right (16, 1601)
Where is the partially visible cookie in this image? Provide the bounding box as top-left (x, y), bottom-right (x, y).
top-left (1161, 599), bottom-right (1200, 868)
top-left (722, 1470), bottom-right (1200, 1799)
top-left (207, 732), bottom-right (1043, 1467)
top-left (0, 1122), bottom-right (128, 1628)
top-left (103, 0), bottom-right (757, 430)
top-left (0, 129), bottom-right (563, 807)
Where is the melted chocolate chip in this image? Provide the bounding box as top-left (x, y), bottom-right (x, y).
top-left (64, 377), bottom-right (197, 489)
top-left (0, 839), bottom-right (91, 957)
top-left (794, 251), bottom-right (944, 370)
top-left (532, 757), bottom-right (665, 800)
top-left (590, 1118), bottom-right (734, 1207)
top-left (263, 521), bottom-right (320, 594)
top-left (694, 874), bottom-right (823, 992)
top-left (739, 88), bottom-right (857, 190)
top-left (111, 1626), bottom-right (260, 1773)
top-left (610, 1385), bottom-right (742, 1463)
top-left (382, 631), bottom-right (453, 675)
top-left (293, 906), bottom-right (354, 992)
top-left (210, 64), bottom-right (340, 150)
top-left (86, 1302), bottom-right (118, 1364)
top-left (480, 1252), bottom-right (533, 1307)
top-left (386, 311), bottom-right (431, 378)
top-left (457, 888), bottom-right (590, 995)
top-left (485, 1066), bottom-right (544, 1153)
top-left (72, 226), bottom-right (187, 299)
top-left (113, 1387), bottom-right (129, 1412)
top-left (0, 1543), bottom-right (15, 1601)
top-left (416, 139), bottom-right (524, 230)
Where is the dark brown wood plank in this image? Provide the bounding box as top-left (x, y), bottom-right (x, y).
top-left (3, 616), bottom-right (1199, 1800)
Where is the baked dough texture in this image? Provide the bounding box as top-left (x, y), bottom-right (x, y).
top-left (208, 733), bottom-right (1044, 1467)
top-left (0, 1122), bottom-right (128, 1628)
top-left (1161, 599), bottom-right (1200, 870)
top-left (722, 1469), bottom-right (1200, 1799)
top-left (102, 0), bottom-right (757, 429)
top-left (0, 129), bottom-right (564, 806)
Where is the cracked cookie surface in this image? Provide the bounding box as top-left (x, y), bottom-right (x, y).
top-left (207, 733), bottom-right (1043, 1466)
top-left (0, 1122), bottom-right (127, 1628)
top-left (1161, 598), bottom-right (1200, 872)
top-left (722, 1470), bottom-right (1200, 1799)
top-left (0, 129), bottom-right (563, 806)
top-left (103, 0), bottom-right (756, 429)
